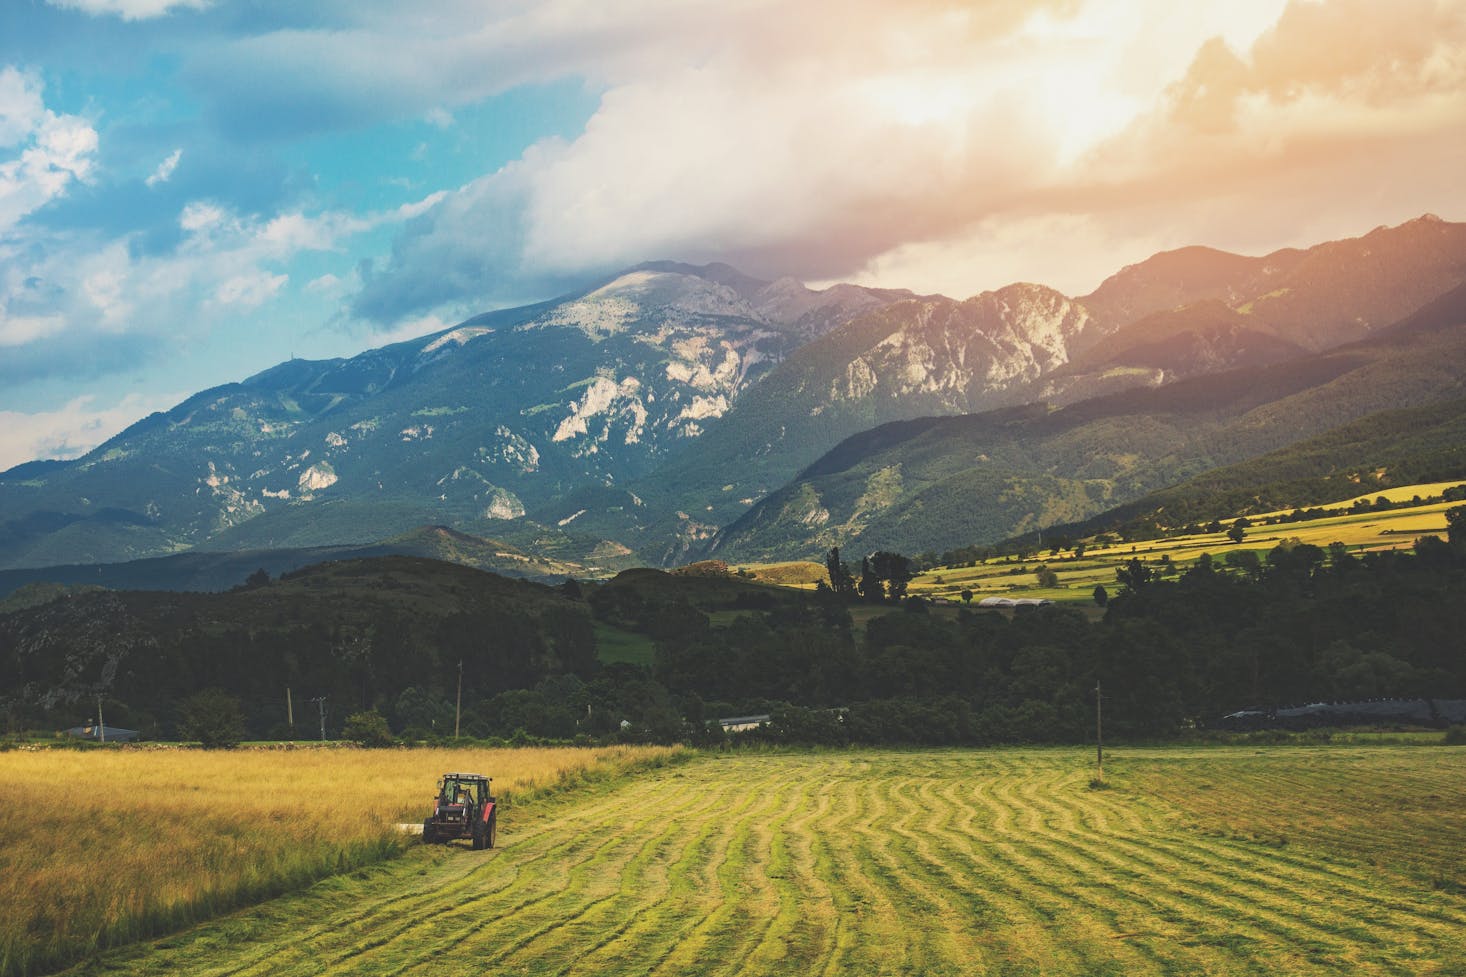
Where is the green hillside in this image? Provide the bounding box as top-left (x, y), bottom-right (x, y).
top-left (1045, 397), bottom-right (1466, 542)
top-left (0, 525), bottom-right (586, 600)
top-left (711, 297), bottom-right (1466, 562)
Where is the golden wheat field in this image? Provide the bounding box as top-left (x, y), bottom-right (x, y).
top-left (0, 744), bottom-right (682, 977)
top-left (35, 745), bottom-right (1466, 977)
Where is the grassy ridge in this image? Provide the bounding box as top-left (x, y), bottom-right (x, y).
top-left (54, 747), bottom-right (1466, 977)
top-left (0, 745), bottom-right (681, 977)
top-left (911, 487), bottom-right (1453, 604)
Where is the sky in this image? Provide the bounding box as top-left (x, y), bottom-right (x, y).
top-left (1, 0), bottom-right (1464, 470)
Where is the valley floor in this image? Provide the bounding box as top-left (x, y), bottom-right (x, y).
top-left (60, 747), bottom-right (1466, 977)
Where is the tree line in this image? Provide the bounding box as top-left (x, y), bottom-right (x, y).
top-left (5, 523), bottom-right (1466, 747)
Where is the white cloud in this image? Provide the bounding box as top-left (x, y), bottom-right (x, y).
top-left (339, 0), bottom-right (1466, 319)
top-left (46, 0), bottom-right (211, 21)
top-left (145, 148), bottom-right (182, 187)
top-left (375, 313), bottom-right (452, 347)
top-left (0, 68), bottom-right (98, 233)
top-left (0, 182), bottom-right (447, 390)
top-left (178, 200), bottom-right (229, 233)
top-left (214, 271), bottom-right (287, 308)
top-left (0, 68), bottom-right (47, 147)
top-left (0, 392), bottom-right (186, 471)
top-left (0, 314), bottom-right (66, 347)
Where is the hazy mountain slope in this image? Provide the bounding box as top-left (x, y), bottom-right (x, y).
top-left (4, 217), bottom-right (1465, 573)
top-left (640, 217), bottom-right (1466, 562)
top-left (0, 525), bottom-right (584, 600)
top-left (0, 266), bottom-right (905, 570)
top-left (618, 283), bottom-right (1106, 558)
top-left (1037, 214), bottom-right (1466, 399)
top-left (710, 307), bottom-right (1466, 561)
top-left (1078, 244), bottom-right (1294, 327)
top-left (1044, 394), bottom-right (1466, 541)
top-left (1060, 301), bottom-right (1308, 375)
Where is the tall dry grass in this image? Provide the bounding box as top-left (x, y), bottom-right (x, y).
top-left (0, 744), bottom-right (682, 977)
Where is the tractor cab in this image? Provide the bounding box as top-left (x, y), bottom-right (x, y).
top-left (438, 774), bottom-right (488, 813)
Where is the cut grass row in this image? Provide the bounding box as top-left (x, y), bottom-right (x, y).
top-left (57, 746), bottom-right (1466, 977)
top-left (0, 744), bottom-right (683, 977)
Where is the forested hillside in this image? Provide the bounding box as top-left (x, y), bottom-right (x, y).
top-left (7, 527), bottom-right (1465, 744)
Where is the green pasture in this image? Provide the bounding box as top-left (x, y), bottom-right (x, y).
top-left (54, 746), bottom-right (1466, 977)
top-left (912, 481), bottom-right (1455, 605)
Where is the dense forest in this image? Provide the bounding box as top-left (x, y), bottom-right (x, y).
top-left (3, 517), bottom-right (1465, 746)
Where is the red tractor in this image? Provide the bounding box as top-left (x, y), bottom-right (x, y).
top-left (422, 773), bottom-right (497, 849)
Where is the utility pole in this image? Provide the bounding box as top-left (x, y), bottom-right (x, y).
top-left (455, 660), bottom-right (463, 740)
top-left (1094, 680), bottom-right (1104, 782)
top-left (97, 695), bottom-right (105, 744)
top-left (286, 686), bottom-right (294, 739)
top-left (310, 696), bottom-right (327, 742)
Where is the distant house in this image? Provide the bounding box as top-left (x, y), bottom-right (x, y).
top-left (1218, 698), bottom-right (1466, 730)
top-left (976, 597), bottom-right (1053, 608)
top-left (717, 714), bottom-right (772, 733)
top-left (64, 724), bottom-right (138, 743)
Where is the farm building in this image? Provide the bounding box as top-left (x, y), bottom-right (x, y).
top-left (977, 597), bottom-right (1053, 608)
top-left (1218, 698), bottom-right (1466, 730)
top-left (717, 714), bottom-right (772, 733)
top-left (64, 724), bottom-right (139, 743)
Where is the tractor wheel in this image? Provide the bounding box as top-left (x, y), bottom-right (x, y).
top-left (486, 812), bottom-right (497, 850)
top-left (422, 820), bottom-right (434, 844)
top-left (471, 822), bottom-right (485, 851)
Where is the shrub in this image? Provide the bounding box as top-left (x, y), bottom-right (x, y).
top-left (177, 688), bottom-right (247, 749)
top-left (342, 710), bottom-right (396, 747)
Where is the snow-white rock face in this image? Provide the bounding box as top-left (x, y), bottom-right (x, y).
top-left (829, 285), bottom-right (1096, 409)
top-left (298, 462), bottom-right (338, 493)
top-left (433, 467), bottom-right (526, 520)
top-left (540, 271), bottom-right (756, 338)
top-left (482, 488), bottom-right (525, 520)
top-left (554, 375), bottom-right (648, 446)
top-left (421, 326), bottom-right (493, 356)
top-left (200, 461), bottom-right (266, 530)
top-left (486, 426), bottom-right (540, 474)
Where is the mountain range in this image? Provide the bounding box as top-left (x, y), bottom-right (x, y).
top-left (3, 214), bottom-right (1465, 578)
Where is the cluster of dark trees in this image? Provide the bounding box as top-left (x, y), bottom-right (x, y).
top-left (6, 516), bottom-right (1466, 747)
top-left (640, 523), bottom-right (1466, 745)
top-left (822, 547), bottom-right (913, 602)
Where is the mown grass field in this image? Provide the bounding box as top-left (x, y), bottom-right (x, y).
top-left (52, 746), bottom-right (1466, 977)
top-left (912, 481), bottom-right (1458, 605)
top-left (736, 561), bottom-right (827, 589)
top-left (0, 745), bottom-right (681, 977)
